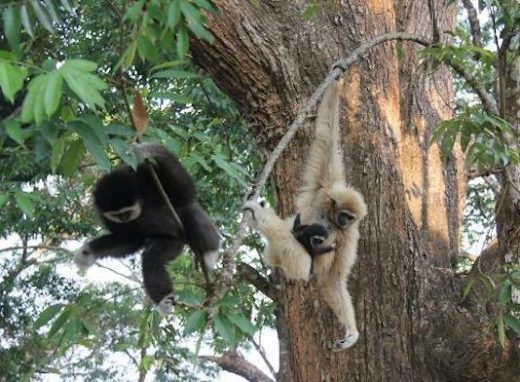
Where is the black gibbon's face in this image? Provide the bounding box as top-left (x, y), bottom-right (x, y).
top-left (93, 166), bottom-right (143, 223)
top-left (103, 204), bottom-right (142, 223)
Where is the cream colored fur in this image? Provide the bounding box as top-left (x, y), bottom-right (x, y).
top-left (297, 80), bottom-right (367, 350)
top-left (244, 201), bottom-right (312, 281)
top-left (245, 80), bottom-right (367, 350)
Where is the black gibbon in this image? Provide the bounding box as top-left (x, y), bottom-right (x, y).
top-left (243, 200), bottom-right (334, 281)
top-left (74, 143), bottom-right (220, 315)
top-left (295, 79), bottom-right (367, 351)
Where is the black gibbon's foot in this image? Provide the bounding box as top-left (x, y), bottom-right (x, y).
top-left (328, 330), bottom-right (359, 351)
top-left (157, 293), bottom-right (177, 315)
top-left (73, 245), bottom-right (96, 270)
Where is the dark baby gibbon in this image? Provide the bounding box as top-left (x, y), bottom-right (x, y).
top-left (75, 143), bottom-right (220, 315)
top-left (244, 200), bottom-right (334, 281)
top-left (296, 79), bottom-right (367, 351)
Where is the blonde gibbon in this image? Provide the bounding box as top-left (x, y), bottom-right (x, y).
top-left (296, 79), bottom-right (367, 351)
top-left (243, 200), bottom-right (335, 281)
top-left (245, 80), bottom-right (366, 351)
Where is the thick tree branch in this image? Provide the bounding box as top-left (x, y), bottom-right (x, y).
top-left (199, 351), bottom-right (274, 382)
top-left (236, 262), bottom-right (275, 300)
top-left (461, 0), bottom-right (482, 48)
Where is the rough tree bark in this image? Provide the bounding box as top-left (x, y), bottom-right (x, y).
top-left (190, 1), bottom-right (519, 381)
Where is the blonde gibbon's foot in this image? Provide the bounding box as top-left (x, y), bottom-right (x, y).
top-left (328, 329), bottom-right (359, 351)
top-left (73, 245), bottom-right (96, 270)
top-left (157, 293), bottom-right (177, 315)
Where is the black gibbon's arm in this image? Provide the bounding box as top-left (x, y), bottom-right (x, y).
top-left (74, 233), bottom-right (146, 269)
top-left (135, 143), bottom-right (196, 206)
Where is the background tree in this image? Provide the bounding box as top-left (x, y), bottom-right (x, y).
top-left (0, 1), bottom-right (519, 381)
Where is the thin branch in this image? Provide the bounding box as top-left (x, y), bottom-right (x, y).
top-left (199, 350), bottom-right (274, 382)
top-left (461, 0), bottom-right (482, 48)
top-left (250, 336), bottom-right (276, 378)
top-left (95, 262), bottom-right (142, 284)
top-left (446, 58), bottom-right (499, 115)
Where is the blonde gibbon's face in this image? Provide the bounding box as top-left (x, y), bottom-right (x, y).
top-left (323, 183), bottom-right (367, 230)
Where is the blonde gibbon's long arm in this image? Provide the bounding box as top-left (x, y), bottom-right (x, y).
top-left (296, 80), bottom-right (345, 219)
top-left (243, 201), bottom-right (312, 281)
top-left (293, 77), bottom-right (367, 351)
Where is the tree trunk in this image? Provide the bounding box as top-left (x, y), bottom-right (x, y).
top-left (190, 1), bottom-right (519, 381)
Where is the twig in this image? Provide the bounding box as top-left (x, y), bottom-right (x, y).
top-left (95, 262), bottom-right (142, 284)
top-left (250, 336), bottom-right (276, 378)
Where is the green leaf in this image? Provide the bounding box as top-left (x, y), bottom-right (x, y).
top-left (60, 139), bottom-right (85, 177)
top-left (176, 26), bottom-right (189, 59)
top-left (14, 191), bottom-right (35, 216)
top-left (227, 312), bottom-right (256, 335)
top-left (503, 313), bottom-right (520, 335)
top-left (43, 0), bottom-right (61, 24)
top-left (498, 283), bottom-right (511, 305)
top-left (152, 69), bottom-right (196, 79)
top-left (496, 313), bottom-right (505, 348)
top-left (0, 193), bottom-right (8, 208)
top-left (111, 138), bottom-right (138, 169)
top-left (149, 91), bottom-right (191, 104)
top-left (72, 122), bottom-right (111, 170)
top-left (194, 0), bottom-right (216, 12)
top-left (150, 61), bottom-right (185, 72)
top-left (44, 71), bottom-right (63, 117)
top-left (180, 0), bottom-right (203, 25)
top-left (0, 60), bottom-right (28, 102)
top-left (137, 35), bottom-right (159, 63)
top-left (213, 313), bottom-right (235, 344)
top-left (48, 307), bottom-right (73, 338)
top-left (34, 304), bottom-right (64, 330)
top-left (60, 0), bottom-right (74, 14)
top-left (30, 0), bottom-right (54, 33)
top-left (184, 310), bottom-right (207, 334)
top-left (4, 118), bottom-right (25, 145)
top-left (59, 60), bottom-right (107, 110)
top-left (3, 7), bottom-right (21, 53)
top-left (186, 20), bottom-right (214, 43)
top-left (62, 319), bottom-right (85, 344)
top-left (21, 74), bottom-right (48, 125)
top-left (51, 135), bottom-right (67, 173)
top-left (302, 1), bottom-right (318, 20)
top-left (139, 355), bottom-right (154, 372)
top-left (124, 0), bottom-right (144, 22)
top-left (167, 0), bottom-right (181, 29)
top-left (20, 5), bottom-right (34, 38)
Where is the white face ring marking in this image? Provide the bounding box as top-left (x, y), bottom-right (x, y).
top-left (103, 204), bottom-right (142, 223)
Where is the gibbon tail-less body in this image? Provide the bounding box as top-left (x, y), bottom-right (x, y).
top-left (74, 143), bottom-right (220, 315)
top-left (244, 201), bottom-right (335, 281)
top-left (296, 80), bottom-right (367, 351)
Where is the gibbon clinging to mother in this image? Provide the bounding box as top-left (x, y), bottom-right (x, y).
top-left (244, 201), bottom-right (335, 280)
